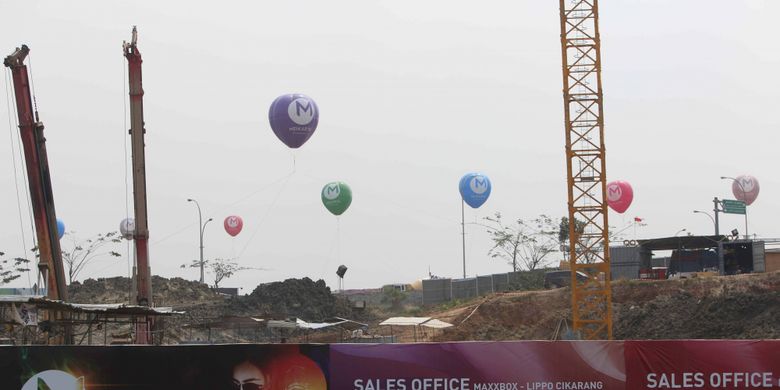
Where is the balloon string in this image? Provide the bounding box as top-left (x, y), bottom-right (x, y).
top-left (150, 170), bottom-right (294, 246)
top-left (336, 217), bottom-right (341, 265)
top-left (317, 225), bottom-right (340, 284)
top-left (235, 174), bottom-right (293, 259)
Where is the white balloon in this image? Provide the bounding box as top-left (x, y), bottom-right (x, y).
top-left (120, 218), bottom-right (136, 239)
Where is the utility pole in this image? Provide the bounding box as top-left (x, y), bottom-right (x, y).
top-left (712, 197), bottom-right (721, 236)
top-left (713, 197), bottom-right (724, 275)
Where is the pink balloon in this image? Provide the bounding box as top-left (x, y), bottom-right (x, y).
top-left (732, 175), bottom-right (759, 206)
top-left (224, 215), bottom-right (243, 237)
top-left (606, 180), bottom-right (633, 214)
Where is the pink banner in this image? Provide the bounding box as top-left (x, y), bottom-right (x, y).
top-left (331, 341), bottom-right (626, 390)
top-left (625, 340), bottom-right (780, 389)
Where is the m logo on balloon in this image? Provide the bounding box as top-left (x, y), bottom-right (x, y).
top-left (607, 184), bottom-right (623, 202)
top-left (459, 173), bottom-right (491, 209)
top-left (224, 216), bottom-right (243, 237)
top-left (470, 177), bottom-right (489, 195)
top-left (323, 185), bottom-right (341, 200)
top-left (269, 94), bottom-right (319, 149)
top-left (288, 98), bottom-right (316, 126)
top-left (739, 177), bottom-right (755, 193)
top-left (606, 180), bottom-right (633, 214)
top-left (732, 174), bottom-right (759, 205)
top-left (322, 182), bottom-right (352, 216)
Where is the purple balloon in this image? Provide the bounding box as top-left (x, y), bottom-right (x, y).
top-left (268, 94), bottom-right (319, 149)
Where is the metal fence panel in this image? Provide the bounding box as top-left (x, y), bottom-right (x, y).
top-left (422, 279), bottom-right (451, 305)
top-left (476, 276), bottom-right (494, 296)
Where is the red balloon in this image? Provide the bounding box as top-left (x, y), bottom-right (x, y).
top-left (732, 175), bottom-right (759, 206)
top-left (224, 215), bottom-right (243, 237)
top-left (606, 180), bottom-right (633, 214)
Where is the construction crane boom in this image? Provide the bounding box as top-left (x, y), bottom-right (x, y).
top-left (558, 0), bottom-right (613, 340)
top-left (3, 45), bottom-right (68, 303)
top-left (123, 27), bottom-right (154, 344)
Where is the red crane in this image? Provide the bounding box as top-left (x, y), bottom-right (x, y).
top-left (3, 46), bottom-right (68, 303)
top-left (123, 27), bottom-right (154, 344)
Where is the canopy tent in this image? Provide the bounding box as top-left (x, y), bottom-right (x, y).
top-left (379, 317), bottom-right (453, 329)
top-left (379, 317), bottom-right (454, 342)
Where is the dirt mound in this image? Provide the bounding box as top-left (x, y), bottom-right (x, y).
top-left (429, 272), bottom-right (780, 341)
top-left (67, 272), bottom-right (780, 343)
top-left (232, 277), bottom-right (353, 321)
top-left (432, 289), bottom-right (571, 342)
top-left (613, 273), bottom-right (780, 339)
top-left (68, 276), bottom-right (223, 307)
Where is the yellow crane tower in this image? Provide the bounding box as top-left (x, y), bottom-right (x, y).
top-left (558, 0), bottom-right (613, 339)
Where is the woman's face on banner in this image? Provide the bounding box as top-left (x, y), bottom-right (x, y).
top-left (232, 361), bottom-right (266, 390)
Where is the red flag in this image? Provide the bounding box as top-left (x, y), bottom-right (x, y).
top-left (634, 217), bottom-right (643, 222)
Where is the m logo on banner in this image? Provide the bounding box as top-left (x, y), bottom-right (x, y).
top-left (323, 185), bottom-right (340, 200)
top-left (288, 98), bottom-right (315, 126)
top-left (22, 370), bottom-right (85, 390)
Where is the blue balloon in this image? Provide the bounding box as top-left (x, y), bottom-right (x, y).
top-left (459, 173), bottom-right (492, 208)
top-left (56, 218), bottom-right (65, 239)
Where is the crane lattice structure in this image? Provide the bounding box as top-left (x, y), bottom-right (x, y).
top-left (559, 0), bottom-right (613, 340)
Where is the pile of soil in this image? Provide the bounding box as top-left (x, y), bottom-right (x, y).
top-left (426, 272), bottom-right (780, 341)
top-left (428, 272), bottom-right (780, 342)
top-left (430, 289), bottom-right (571, 342)
top-left (69, 276), bottom-right (352, 322)
top-left (612, 273), bottom-right (780, 339)
top-left (66, 271), bottom-right (780, 343)
top-left (229, 277), bottom-right (353, 321)
top-left (69, 276), bottom-right (222, 306)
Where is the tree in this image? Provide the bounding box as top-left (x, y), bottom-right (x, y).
top-left (60, 231), bottom-right (122, 283)
top-left (381, 285), bottom-right (408, 310)
top-left (0, 251), bottom-right (31, 285)
top-left (558, 216), bottom-right (586, 261)
top-left (181, 258), bottom-right (257, 288)
top-left (484, 213), bottom-right (559, 272)
top-left (559, 216), bottom-right (628, 264)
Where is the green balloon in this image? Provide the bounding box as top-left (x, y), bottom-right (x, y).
top-left (321, 182), bottom-right (352, 216)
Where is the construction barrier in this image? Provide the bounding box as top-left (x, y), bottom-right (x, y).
top-left (1, 340), bottom-right (780, 389)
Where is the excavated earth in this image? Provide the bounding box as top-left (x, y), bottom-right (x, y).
top-left (429, 271), bottom-right (780, 342)
top-left (67, 271), bottom-right (780, 343)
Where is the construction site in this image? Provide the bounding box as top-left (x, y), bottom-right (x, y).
top-left (1, 0), bottom-right (779, 389)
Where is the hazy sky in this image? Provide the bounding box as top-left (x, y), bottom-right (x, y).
top-left (1, 0), bottom-right (778, 294)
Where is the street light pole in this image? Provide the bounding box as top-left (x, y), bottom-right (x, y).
top-left (720, 177), bottom-right (749, 239)
top-left (187, 198), bottom-right (212, 284)
top-left (461, 200), bottom-right (466, 278)
top-left (693, 210), bottom-right (716, 235)
top-left (696, 204), bottom-right (725, 275)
